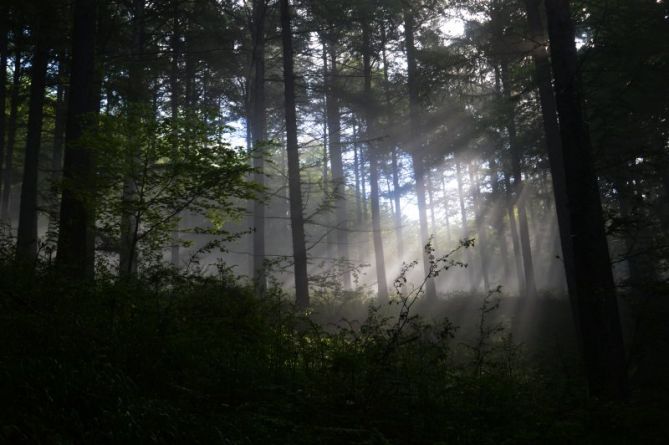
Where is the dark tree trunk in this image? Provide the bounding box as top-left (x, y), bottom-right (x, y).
top-left (456, 159), bottom-right (476, 293)
top-left (0, 15), bottom-right (7, 204)
top-left (353, 124), bottom-right (362, 224)
top-left (468, 162), bottom-right (490, 291)
top-left (440, 174), bottom-right (452, 244)
top-left (489, 157), bottom-right (511, 285)
top-left (325, 41), bottom-right (350, 289)
top-left (362, 19), bottom-right (388, 301)
top-left (391, 147), bottom-right (404, 258)
top-left (56, 0), bottom-right (99, 278)
top-left (405, 10), bottom-right (436, 300)
top-left (500, 62), bottom-right (537, 297)
top-left (47, 53), bottom-right (68, 241)
top-left (382, 24), bottom-right (404, 260)
top-left (280, 0), bottom-right (309, 309)
top-left (251, 0), bottom-right (267, 295)
top-left (544, 0), bottom-right (628, 400)
top-left (1, 45), bottom-right (21, 221)
top-left (427, 170), bottom-right (438, 248)
top-left (16, 13), bottom-right (49, 264)
top-left (119, 0), bottom-right (145, 277)
top-left (169, 0), bottom-right (181, 268)
top-left (504, 172), bottom-right (525, 295)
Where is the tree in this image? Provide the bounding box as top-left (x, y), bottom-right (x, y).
top-left (405, 7), bottom-right (436, 301)
top-left (543, 0), bottom-right (628, 400)
top-left (280, 0), bottom-right (309, 309)
top-left (362, 14), bottom-right (389, 302)
top-left (250, 0), bottom-right (268, 295)
top-left (16, 5), bottom-right (49, 264)
top-left (56, 0), bottom-right (99, 278)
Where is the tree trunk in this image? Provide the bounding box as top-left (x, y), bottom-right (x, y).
top-left (119, 0), bottom-right (146, 277)
top-left (544, 0), bottom-right (628, 400)
top-left (405, 9), bottom-right (436, 300)
top-left (169, 0), bottom-right (181, 268)
top-left (353, 124), bottom-right (362, 224)
top-left (382, 24), bottom-right (404, 260)
top-left (440, 173), bottom-right (452, 245)
top-left (504, 172), bottom-right (525, 295)
top-left (500, 62), bottom-right (537, 297)
top-left (280, 0), bottom-right (309, 309)
top-left (391, 147), bottom-right (404, 258)
top-left (1, 45), bottom-right (21, 221)
top-left (468, 162), bottom-right (490, 291)
top-left (251, 0), bottom-right (267, 295)
top-left (325, 40), bottom-right (350, 289)
top-left (489, 157), bottom-right (510, 285)
top-left (56, 0), bottom-right (99, 278)
top-left (427, 169), bottom-right (438, 248)
top-left (456, 158), bottom-right (476, 293)
top-left (16, 13), bottom-right (49, 264)
top-left (0, 15), bottom-right (7, 204)
top-left (47, 52), bottom-right (68, 243)
top-left (362, 19), bottom-right (388, 301)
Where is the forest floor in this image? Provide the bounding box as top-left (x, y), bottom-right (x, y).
top-left (1, 262), bottom-right (668, 444)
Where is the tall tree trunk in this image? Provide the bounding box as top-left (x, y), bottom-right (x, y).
top-left (455, 159), bottom-right (476, 293)
top-left (489, 157), bottom-right (510, 285)
top-left (251, 0), bottom-right (267, 295)
top-left (119, 0), bottom-right (145, 277)
top-left (405, 9), bottom-right (436, 300)
top-left (169, 0), bottom-right (181, 268)
top-left (47, 52), bottom-right (68, 243)
top-left (500, 62), bottom-right (537, 297)
top-left (544, 0), bottom-right (628, 400)
top-left (362, 19), bottom-right (388, 301)
top-left (0, 15), bottom-right (7, 204)
top-left (16, 13), bottom-right (49, 264)
top-left (325, 41), bottom-right (350, 289)
top-left (468, 162), bottom-right (490, 291)
top-left (382, 24), bottom-right (404, 260)
top-left (1, 45), bottom-right (21, 221)
top-left (391, 147), bottom-right (404, 258)
top-left (427, 170), bottom-right (438, 248)
top-left (440, 173), bottom-right (452, 244)
top-left (280, 0), bottom-right (309, 309)
top-left (504, 172), bottom-right (525, 295)
top-left (56, 0), bottom-right (99, 278)
top-left (353, 124), bottom-right (362, 224)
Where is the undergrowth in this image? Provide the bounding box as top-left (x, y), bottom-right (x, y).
top-left (0, 251), bottom-right (666, 443)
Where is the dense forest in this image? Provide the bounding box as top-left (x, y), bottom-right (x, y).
top-left (1, 0), bottom-right (668, 443)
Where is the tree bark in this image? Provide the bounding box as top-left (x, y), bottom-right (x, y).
top-left (544, 0), bottom-right (628, 400)
top-left (16, 12), bottom-right (49, 264)
top-left (56, 0), bottom-right (99, 278)
top-left (280, 0), bottom-right (309, 309)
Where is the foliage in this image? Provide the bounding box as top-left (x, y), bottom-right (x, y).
top-left (1, 250), bottom-right (665, 444)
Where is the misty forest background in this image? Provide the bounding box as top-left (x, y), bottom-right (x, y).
top-left (1, 0), bottom-right (669, 443)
